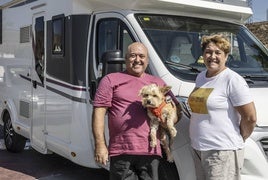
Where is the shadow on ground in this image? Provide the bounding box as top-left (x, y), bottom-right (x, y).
top-left (0, 125), bottom-right (109, 180)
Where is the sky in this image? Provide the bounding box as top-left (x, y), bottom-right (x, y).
top-left (252, 0), bottom-right (268, 22)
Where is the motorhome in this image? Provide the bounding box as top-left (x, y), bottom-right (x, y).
top-left (0, 0), bottom-right (268, 179)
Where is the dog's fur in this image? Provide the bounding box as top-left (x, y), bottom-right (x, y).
top-left (139, 84), bottom-right (179, 162)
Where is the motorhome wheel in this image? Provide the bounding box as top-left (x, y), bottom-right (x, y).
top-left (3, 113), bottom-right (26, 153)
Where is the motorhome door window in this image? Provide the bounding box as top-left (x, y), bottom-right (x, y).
top-left (52, 15), bottom-right (64, 55)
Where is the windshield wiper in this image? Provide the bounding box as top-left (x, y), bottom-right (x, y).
top-left (243, 75), bottom-right (268, 80)
top-left (165, 61), bottom-right (201, 73)
top-left (242, 75), bottom-right (268, 84)
top-left (243, 77), bottom-right (254, 84)
top-left (243, 75), bottom-right (268, 79)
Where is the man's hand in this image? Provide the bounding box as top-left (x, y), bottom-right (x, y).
top-left (95, 144), bottom-right (109, 165)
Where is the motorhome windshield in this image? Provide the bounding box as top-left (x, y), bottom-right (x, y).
top-left (135, 14), bottom-right (268, 86)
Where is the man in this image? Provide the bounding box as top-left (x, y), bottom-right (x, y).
top-left (92, 42), bottom-right (178, 180)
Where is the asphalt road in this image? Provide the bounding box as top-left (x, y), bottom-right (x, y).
top-left (0, 125), bottom-right (109, 180)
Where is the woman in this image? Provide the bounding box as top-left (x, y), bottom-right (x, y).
top-left (188, 34), bottom-right (257, 180)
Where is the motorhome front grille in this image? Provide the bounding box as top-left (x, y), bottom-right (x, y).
top-left (19, 100), bottom-right (30, 118)
top-left (260, 138), bottom-right (268, 159)
top-left (20, 25), bottom-right (31, 43)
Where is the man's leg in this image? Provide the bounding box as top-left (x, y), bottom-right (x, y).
top-left (110, 155), bottom-right (138, 180)
top-left (136, 155), bottom-right (161, 180)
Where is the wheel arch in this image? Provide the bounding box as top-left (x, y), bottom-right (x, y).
top-left (0, 99), bottom-right (20, 132)
top-left (2, 105), bottom-right (27, 153)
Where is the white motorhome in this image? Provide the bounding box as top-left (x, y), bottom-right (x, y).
top-left (0, 0), bottom-right (268, 179)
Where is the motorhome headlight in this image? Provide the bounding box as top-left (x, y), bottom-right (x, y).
top-left (176, 96), bottom-right (191, 118)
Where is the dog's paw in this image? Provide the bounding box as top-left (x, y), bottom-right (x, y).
top-left (150, 141), bottom-right (157, 148)
top-left (166, 153), bottom-right (174, 162)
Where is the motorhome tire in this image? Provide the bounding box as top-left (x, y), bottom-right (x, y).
top-left (3, 113), bottom-right (26, 153)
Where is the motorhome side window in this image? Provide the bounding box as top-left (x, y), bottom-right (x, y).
top-left (96, 18), bottom-right (134, 66)
top-left (52, 15), bottom-right (64, 55)
top-left (34, 16), bottom-right (44, 82)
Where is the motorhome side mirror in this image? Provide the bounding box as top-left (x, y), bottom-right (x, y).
top-left (101, 50), bottom-right (125, 77)
top-left (91, 50), bottom-right (125, 100)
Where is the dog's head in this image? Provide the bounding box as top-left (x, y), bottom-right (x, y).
top-left (139, 84), bottom-right (171, 108)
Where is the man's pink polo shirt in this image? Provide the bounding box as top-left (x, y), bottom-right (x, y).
top-left (93, 71), bottom-right (166, 157)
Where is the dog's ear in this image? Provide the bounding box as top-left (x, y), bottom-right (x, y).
top-left (161, 86), bottom-right (172, 95)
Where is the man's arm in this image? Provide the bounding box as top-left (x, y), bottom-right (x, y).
top-left (235, 102), bottom-right (257, 141)
top-left (92, 107), bottom-right (109, 165)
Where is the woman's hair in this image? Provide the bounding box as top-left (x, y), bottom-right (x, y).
top-left (201, 34), bottom-right (231, 54)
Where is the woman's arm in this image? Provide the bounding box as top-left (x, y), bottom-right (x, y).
top-left (235, 102), bottom-right (257, 141)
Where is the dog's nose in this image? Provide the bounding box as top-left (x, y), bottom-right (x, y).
top-left (146, 100), bottom-right (151, 104)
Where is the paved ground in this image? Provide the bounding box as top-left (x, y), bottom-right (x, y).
top-left (0, 125), bottom-right (109, 180)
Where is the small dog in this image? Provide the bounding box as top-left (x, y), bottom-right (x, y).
top-left (139, 84), bottom-right (179, 162)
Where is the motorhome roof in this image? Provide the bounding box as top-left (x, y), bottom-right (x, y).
top-left (0, 0), bottom-right (252, 23)
top-left (86, 0), bottom-right (253, 23)
top-left (0, 0), bottom-right (22, 8)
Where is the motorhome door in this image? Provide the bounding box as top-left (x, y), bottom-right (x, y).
top-left (31, 12), bottom-right (46, 153)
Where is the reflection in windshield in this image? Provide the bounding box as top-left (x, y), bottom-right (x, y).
top-left (135, 14), bottom-right (268, 83)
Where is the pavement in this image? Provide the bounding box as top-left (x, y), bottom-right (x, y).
top-left (0, 125), bottom-right (109, 180)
